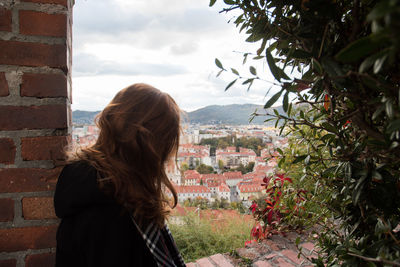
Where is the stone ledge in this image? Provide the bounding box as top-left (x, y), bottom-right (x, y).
top-left (186, 231), bottom-right (317, 267)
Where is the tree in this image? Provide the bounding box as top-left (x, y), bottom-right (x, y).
top-left (219, 198), bottom-right (230, 209)
top-left (180, 163), bottom-right (189, 172)
top-left (246, 162), bottom-right (255, 173)
top-left (231, 162), bottom-right (255, 174)
top-left (196, 164), bottom-right (214, 174)
top-left (218, 159), bottom-right (224, 170)
top-left (212, 0), bottom-right (400, 265)
top-left (217, 139), bottom-right (230, 149)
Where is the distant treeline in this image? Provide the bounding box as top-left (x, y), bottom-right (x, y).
top-left (199, 135), bottom-right (268, 156)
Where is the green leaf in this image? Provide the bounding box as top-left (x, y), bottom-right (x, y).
top-left (243, 53), bottom-right (249, 64)
top-left (257, 38), bottom-right (267, 56)
top-left (278, 157), bottom-right (285, 168)
top-left (390, 141), bottom-right (399, 149)
top-left (321, 133), bottom-right (336, 143)
top-left (266, 49), bottom-right (289, 81)
top-left (304, 155), bottom-right (311, 165)
top-left (348, 247), bottom-right (362, 255)
top-left (352, 184), bottom-right (364, 205)
top-left (225, 79), bottom-right (237, 91)
top-left (276, 148), bottom-right (283, 155)
top-left (253, 56), bottom-right (264, 60)
top-left (385, 100), bottom-right (394, 119)
top-left (321, 57), bottom-right (345, 76)
top-left (293, 155), bottom-right (307, 164)
top-left (215, 58), bottom-right (224, 69)
top-left (373, 54), bottom-right (387, 74)
top-left (223, 0), bottom-right (236, 4)
top-left (359, 49), bottom-right (389, 73)
top-left (372, 104), bottom-right (385, 120)
top-left (287, 102), bottom-right (293, 117)
top-left (367, 1), bottom-right (391, 21)
top-left (249, 66), bottom-right (257, 76)
top-left (264, 90), bottom-right (283, 109)
top-left (209, 0), bottom-right (217, 6)
top-left (291, 49), bottom-right (312, 59)
top-left (246, 33), bottom-right (263, 43)
top-left (274, 118), bottom-right (280, 128)
top-left (321, 122), bottom-right (338, 134)
top-left (375, 219), bottom-right (389, 235)
top-left (242, 78), bottom-right (253, 85)
top-left (335, 35), bottom-right (382, 63)
top-left (359, 55), bottom-right (377, 73)
top-left (387, 119), bottom-right (400, 133)
top-left (283, 92), bottom-right (289, 112)
top-left (312, 58), bottom-right (323, 75)
top-left (231, 68), bottom-right (239, 76)
top-left (371, 170), bottom-right (382, 181)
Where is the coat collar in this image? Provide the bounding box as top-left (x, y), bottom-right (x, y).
top-left (131, 215), bottom-right (186, 267)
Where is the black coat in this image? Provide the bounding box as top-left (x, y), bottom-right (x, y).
top-left (54, 161), bottom-right (157, 267)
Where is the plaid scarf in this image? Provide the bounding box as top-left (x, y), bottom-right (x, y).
top-left (131, 216), bottom-right (186, 267)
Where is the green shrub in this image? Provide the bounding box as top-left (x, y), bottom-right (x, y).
top-left (169, 211), bottom-right (253, 263)
top-left (211, 0), bottom-right (400, 265)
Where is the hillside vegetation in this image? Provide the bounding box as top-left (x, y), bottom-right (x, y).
top-left (72, 104), bottom-right (283, 125)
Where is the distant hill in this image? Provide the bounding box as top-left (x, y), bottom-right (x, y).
top-left (72, 110), bottom-right (99, 125)
top-left (184, 104), bottom-right (284, 125)
top-left (72, 104), bottom-right (284, 125)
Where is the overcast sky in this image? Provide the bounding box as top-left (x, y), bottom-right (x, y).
top-left (71, 0), bottom-right (280, 112)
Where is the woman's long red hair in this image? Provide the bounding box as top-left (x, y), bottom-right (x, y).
top-left (69, 83), bottom-right (180, 227)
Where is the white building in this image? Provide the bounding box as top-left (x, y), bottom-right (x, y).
top-left (175, 185), bottom-right (212, 202)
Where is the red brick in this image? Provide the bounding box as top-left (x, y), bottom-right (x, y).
top-left (0, 198), bottom-right (14, 222)
top-left (25, 253), bottom-right (55, 267)
top-left (273, 257), bottom-right (295, 267)
top-left (21, 136), bottom-right (68, 161)
top-left (0, 167), bottom-right (61, 193)
top-left (21, 0), bottom-right (68, 6)
top-left (22, 197), bottom-right (56, 220)
top-left (0, 138), bottom-right (15, 164)
top-left (0, 72), bottom-right (9, 96)
top-left (0, 105), bottom-right (67, 130)
top-left (21, 73), bottom-right (67, 97)
top-left (209, 254), bottom-right (234, 267)
top-left (301, 242), bottom-right (315, 252)
top-left (236, 247), bottom-right (259, 260)
top-left (265, 240), bottom-right (279, 251)
top-left (0, 41), bottom-right (66, 68)
top-left (253, 260), bottom-right (273, 267)
top-left (196, 258), bottom-right (214, 267)
top-left (0, 259), bottom-right (17, 267)
top-left (19, 11), bottom-right (67, 38)
top-left (0, 225), bottom-right (57, 252)
top-left (0, 8), bottom-right (12, 32)
top-left (281, 249), bottom-right (304, 265)
top-left (265, 253), bottom-right (277, 259)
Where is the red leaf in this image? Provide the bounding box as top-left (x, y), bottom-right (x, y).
top-left (324, 94), bottom-right (330, 111)
top-left (267, 211), bottom-right (273, 224)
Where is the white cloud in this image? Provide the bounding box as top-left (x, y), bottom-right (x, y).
top-left (71, 0), bottom-right (280, 112)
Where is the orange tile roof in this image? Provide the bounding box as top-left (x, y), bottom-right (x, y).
top-left (175, 185), bottom-right (211, 194)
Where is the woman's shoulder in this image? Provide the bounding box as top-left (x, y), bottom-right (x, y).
top-left (62, 160), bottom-right (96, 173)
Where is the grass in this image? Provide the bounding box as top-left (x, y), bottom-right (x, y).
top-left (168, 209), bottom-right (253, 263)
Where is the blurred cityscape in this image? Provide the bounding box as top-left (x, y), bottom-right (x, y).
top-left (72, 122), bottom-right (287, 208)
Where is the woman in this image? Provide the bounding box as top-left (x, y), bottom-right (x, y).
top-left (54, 84), bottom-right (186, 267)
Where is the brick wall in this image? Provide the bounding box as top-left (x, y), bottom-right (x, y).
top-left (0, 0), bottom-right (73, 266)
